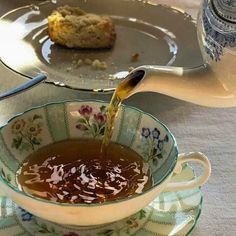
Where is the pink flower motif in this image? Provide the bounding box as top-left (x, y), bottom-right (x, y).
top-left (76, 124), bottom-right (87, 131)
top-left (79, 105), bottom-right (92, 118)
top-left (94, 112), bottom-right (107, 124)
top-left (132, 221), bottom-right (139, 228)
top-left (63, 233), bottom-right (79, 236)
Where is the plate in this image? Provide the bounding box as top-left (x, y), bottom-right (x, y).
top-left (0, 166), bottom-right (202, 236)
top-left (0, 0), bottom-right (203, 92)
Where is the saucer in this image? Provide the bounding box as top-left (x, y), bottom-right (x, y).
top-left (0, 165), bottom-right (202, 236)
top-left (0, 0), bottom-right (203, 92)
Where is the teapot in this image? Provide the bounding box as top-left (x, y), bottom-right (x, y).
top-left (1, 0), bottom-right (236, 107)
top-left (125, 0), bottom-right (236, 107)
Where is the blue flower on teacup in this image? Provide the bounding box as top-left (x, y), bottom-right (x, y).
top-left (152, 128), bottom-right (160, 139)
top-left (225, 0), bottom-right (236, 7)
top-left (19, 207), bottom-right (33, 221)
top-left (164, 134), bottom-right (169, 142)
top-left (139, 127), bottom-right (169, 168)
top-left (141, 128), bottom-right (151, 138)
top-left (156, 140), bottom-right (164, 151)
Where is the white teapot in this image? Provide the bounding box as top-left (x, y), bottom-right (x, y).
top-left (124, 0), bottom-right (236, 107)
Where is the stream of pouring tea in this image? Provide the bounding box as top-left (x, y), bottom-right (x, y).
top-left (16, 70), bottom-right (148, 204)
top-left (101, 70), bottom-right (145, 155)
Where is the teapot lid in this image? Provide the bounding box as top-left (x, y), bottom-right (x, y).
top-left (212, 0), bottom-right (236, 23)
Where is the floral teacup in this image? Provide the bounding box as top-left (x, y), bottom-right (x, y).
top-left (0, 100), bottom-right (211, 226)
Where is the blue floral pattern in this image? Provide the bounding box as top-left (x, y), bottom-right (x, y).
top-left (223, 0), bottom-right (236, 7)
top-left (16, 206), bottom-right (147, 235)
top-left (141, 128), bottom-right (151, 138)
top-left (19, 207), bottom-right (33, 221)
top-left (201, 1), bottom-right (236, 61)
top-left (152, 128), bottom-right (160, 139)
top-left (0, 166), bottom-right (202, 236)
top-left (140, 127), bottom-right (169, 167)
top-left (213, 0), bottom-right (236, 22)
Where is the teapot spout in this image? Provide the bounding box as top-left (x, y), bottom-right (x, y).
top-left (125, 64), bottom-right (236, 107)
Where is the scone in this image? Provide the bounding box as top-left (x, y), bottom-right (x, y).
top-left (48, 5), bottom-right (116, 48)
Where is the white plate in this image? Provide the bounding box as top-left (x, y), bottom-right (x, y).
top-left (0, 0), bottom-right (203, 91)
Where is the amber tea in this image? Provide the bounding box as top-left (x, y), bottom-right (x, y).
top-left (17, 70), bottom-right (146, 204)
top-left (101, 70), bottom-right (145, 154)
top-left (17, 139), bottom-right (152, 204)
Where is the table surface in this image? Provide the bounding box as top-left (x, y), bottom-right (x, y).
top-left (0, 1), bottom-right (235, 235)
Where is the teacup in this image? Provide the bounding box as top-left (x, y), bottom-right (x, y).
top-left (0, 100), bottom-right (211, 226)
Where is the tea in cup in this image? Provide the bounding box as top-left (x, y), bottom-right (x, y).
top-left (0, 100), bottom-right (211, 225)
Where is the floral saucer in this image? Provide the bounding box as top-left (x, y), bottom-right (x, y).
top-left (0, 165), bottom-right (202, 236)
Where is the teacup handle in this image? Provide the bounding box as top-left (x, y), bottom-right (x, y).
top-left (164, 152), bottom-right (211, 192)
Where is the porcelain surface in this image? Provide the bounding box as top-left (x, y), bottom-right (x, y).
top-left (212, 0), bottom-right (236, 22)
top-left (0, 100), bottom-right (210, 226)
top-left (198, 0), bottom-right (236, 62)
top-left (0, 100), bottom-right (177, 225)
top-left (0, 165), bottom-right (202, 236)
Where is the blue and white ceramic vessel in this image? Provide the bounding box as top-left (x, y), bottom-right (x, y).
top-left (213, 0), bottom-right (236, 23)
top-left (197, 0), bottom-right (236, 62)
